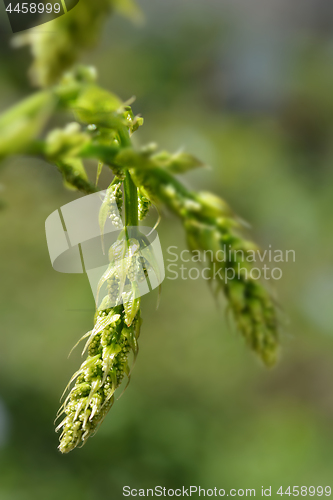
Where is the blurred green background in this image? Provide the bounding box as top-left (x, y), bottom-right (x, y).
top-left (1, 0), bottom-right (333, 498)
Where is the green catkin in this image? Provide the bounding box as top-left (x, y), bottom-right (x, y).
top-left (132, 168), bottom-right (279, 366)
top-left (138, 189), bottom-right (151, 220)
top-left (109, 181), bottom-right (123, 225)
top-left (189, 220), bottom-right (279, 365)
top-left (185, 217), bottom-right (279, 365)
top-left (99, 181), bottom-right (123, 235)
top-left (57, 306), bottom-right (141, 453)
top-left (127, 255), bottom-right (147, 283)
top-left (115, 182), bottom-right (123, 215)
top-left (110, 165), bottom-right (126, 181)
top-left (107, 273), bottom-right (120, 305)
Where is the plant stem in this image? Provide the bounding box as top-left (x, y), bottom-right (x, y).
top-left (119, 128), bottom-right (138, 228)
top-left (124, 170), bottom-right (138, 227)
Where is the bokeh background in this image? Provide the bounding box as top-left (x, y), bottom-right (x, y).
top-left (1, 0), bottom-right (333, 498)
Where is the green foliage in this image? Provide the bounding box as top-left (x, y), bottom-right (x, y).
top-left (0, 91), bottom-right (56, 158)
top-left (0, 64), bottom-right (280, 450)
top-left (138, 189), bottom-right (151, 220)
top-left (0, 0), bottom-right (281, 454)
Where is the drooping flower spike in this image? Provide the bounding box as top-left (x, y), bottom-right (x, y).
top-left (57, 306), bottom-right (141, 453)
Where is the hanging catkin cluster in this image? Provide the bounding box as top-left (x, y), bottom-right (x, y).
top-left (0, 0), bottom-right (283, 454)
top-left (57, 226), bottom-right (154, 452)
top-left (57, 306), bottom-right (141, 453)
top-left (0, 65), bottom-right (281, 453)
top-left (131, 168), bottom-right (279, 366)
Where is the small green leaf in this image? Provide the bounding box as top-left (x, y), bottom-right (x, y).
top-left (152, 150), bottom-right (205, 174)
top-left (57, 159), bottom-right (92, 193)
top-left (0, 91), bottom-right (56, 158)
top-left (82, 312), bottom-right (121, 355)
top-left (122, 283), bottom-right (140, 327)
top-left (73, 85), bottom-right (124, 127)
top-left (96, 265), bottom-right (117, 305)
top-left (96, 161), bottom-right (104, 185)
top-left (98, 295), bottom-right (113, 311)
top-left (101, 344), bottom-right (122, 383)
top-left (195, 191), bottom-right (234, 218)
top-left (99, 183), bottom-right (123, 253)
top-left (99, 190), bottom-right (112, 253)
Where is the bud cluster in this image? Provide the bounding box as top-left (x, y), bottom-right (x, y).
top-left (138, 189), bottom-right (151, 221)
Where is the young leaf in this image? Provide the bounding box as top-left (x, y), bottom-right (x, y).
top-left (96, 161), bottom-right (104, 185)
top-left (122, 283), bottom-right (140, 327)
top-left (152, 150), bottom-right (205, 174)
top-left (0, 91), bottom-right (55, 158)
